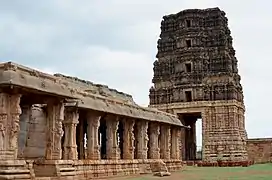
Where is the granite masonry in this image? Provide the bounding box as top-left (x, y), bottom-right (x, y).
top-left (1, 6), bottom-right (271, 180)
top-left (149, 7), bottom-right (248, 163)
top-left (0, 62), bottom-right (183, 179)
top-left (247, 138), bottom-right (272, 164)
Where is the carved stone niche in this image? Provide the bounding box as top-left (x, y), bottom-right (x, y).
top-left (183, 88), bottom-right (193, 102)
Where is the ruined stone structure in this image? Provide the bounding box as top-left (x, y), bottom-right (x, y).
top-left (149, 8), bottom-right (248, 162)
top-left (247, 138), bottom-right (272, 164)
top-left (0, 62), bottom-right (183, 179)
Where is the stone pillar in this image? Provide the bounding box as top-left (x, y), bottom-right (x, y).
top-left (106, 115), bottom-right (120, 160)
top-left (160, 125), bottom-right (171, 159)
top-left (176, 128), bottom-right (182, 160)
top-left (171, 128), bottom-right (177, 159)
top-left (63, 108), bottom-right (79, 160)
top-left (136, 120), bottom-right (148, 159)
top-left (122, 119), bottom-right (135, 159)
top-left (86, 111), bottom-right (101, 160)
top-left (171, 127), bottom-right (182, 160)
top-left (0, 93), bottom-right (21, 160)
top-left (149, 122), bottom-right (160, 159)
top-left (45, 102), bottom-right (64, 160)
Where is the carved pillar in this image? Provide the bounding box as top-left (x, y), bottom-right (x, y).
top-left (176, 128), bottom-right (182, 160)
top-left (63, 108), bottom-right (79, 160)
top-left (0, 93), bottom-right (21, 160)
top-left (149, 122), bottom-right (160, 159)
top-left (45, 102), bottom-right (64, 160)
top-left (171, 128), bottom-right (177, 159)
top-left (122, 119), bottom-right (135, 159)
top-left (171, 127), bottom-right (182, 160)
top-left (106, 115), bottom-right (120, 160)
top-left (136, 120), bottom-right (148, 159)
top-left (86, 112), bottom-right (101, 160)
top-left (160, 125), bottom-right (171, 159)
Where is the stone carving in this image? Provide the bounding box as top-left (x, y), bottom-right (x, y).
top-left (0, 115), bottom-right (6, 150)
top-left (149, 122), bottom-right (160, 159)
top-left (63, 108), bottom-right (79, 160)
top-left (143, 121), bottom-right (149, 158)
top-left (106, 116), bottom-right (120, 160)
top-left (10, 114), bottom-right (20, 149)
top-left (176, 128), bottom-right (182, 160)
top-left (123, 119), bottom-right (135, 159)
top-left (86, 112), bottom-right (101, 160)
top-left (136, 120), bottom-right (149, 159)
top-left (160, 125), bottom-right (171, 159)
top-left (9, 95), bottom-right (22, 154)
top-left (45, 102), bottom-right (65, 160)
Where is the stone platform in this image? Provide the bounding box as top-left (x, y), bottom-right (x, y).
top-left (32, 159), bottom-right (182, 179)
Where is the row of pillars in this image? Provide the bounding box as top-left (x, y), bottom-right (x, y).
top-left (0, 93), bottom-right (181, 161)
top-left (63, 109), bottom-right (182, 160)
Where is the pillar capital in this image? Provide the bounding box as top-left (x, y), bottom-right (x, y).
top-left (63, 108), bottom-right (79, 125)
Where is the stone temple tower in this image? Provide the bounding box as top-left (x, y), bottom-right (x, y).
top-left (149, 8), bottom-right (248, 162)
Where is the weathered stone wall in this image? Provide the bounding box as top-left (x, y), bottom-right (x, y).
top-left (247, 138), bottom-right (272, 164)
top-left (18, 105), bottom-right (46, 159)
top-left (148, 7), bottom-right (248, 162)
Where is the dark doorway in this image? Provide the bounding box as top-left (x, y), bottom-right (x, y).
top-left (186, 39), bottom-right (192, 47)
top-left (185, 63), bottom-right (192, 73)
top-left (186, 20), bottom-right (192, 27)
top-left (179, 112), bottom-right (202, 161)
top-left (185, 91), bottom-right (192, 102)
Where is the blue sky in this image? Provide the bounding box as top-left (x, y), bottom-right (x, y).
top-left (0, 0), bottom-right (271, 145)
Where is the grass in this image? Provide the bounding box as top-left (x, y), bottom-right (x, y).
top-left (113, 163), bottom-right (272, 180)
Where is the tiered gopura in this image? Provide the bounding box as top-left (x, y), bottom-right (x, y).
top-left (149, 8), bottom-right (248, 162)
top-left (0, 62), bottom-right (183, 179)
